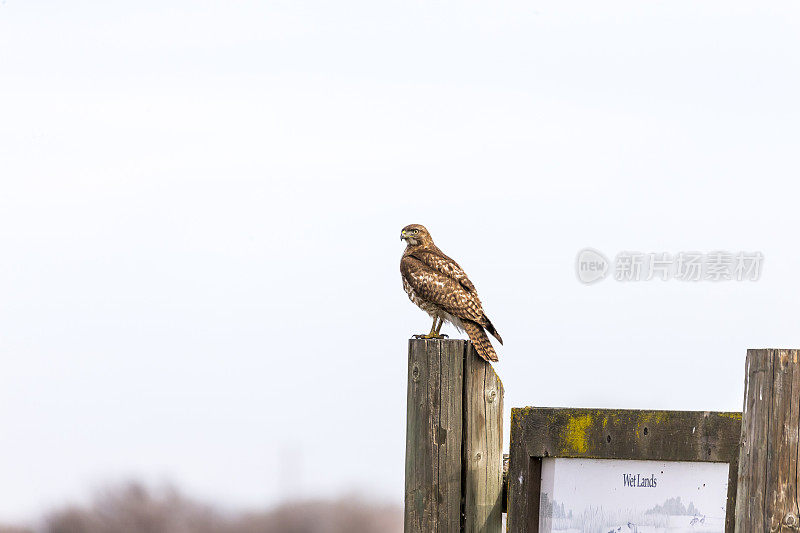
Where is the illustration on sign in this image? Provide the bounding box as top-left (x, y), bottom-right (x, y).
top-left (539, 458), bottom-right (729, 533)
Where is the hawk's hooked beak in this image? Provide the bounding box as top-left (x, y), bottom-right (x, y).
top-left (400, 230), bottom-right (407, 241)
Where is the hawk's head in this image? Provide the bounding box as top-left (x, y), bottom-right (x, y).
top-left (400, 224), bottom-right (432, 246)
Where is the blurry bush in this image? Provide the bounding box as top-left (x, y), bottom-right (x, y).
top-left (0, 527), bottom-right (35, 533)
top-left (0, 482), bottom-right (401, 533)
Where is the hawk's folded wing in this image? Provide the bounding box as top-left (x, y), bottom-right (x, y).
top-left (407, 249), bottom-right (478, 294)
top-left (401, 256), bottom-right (484, 322)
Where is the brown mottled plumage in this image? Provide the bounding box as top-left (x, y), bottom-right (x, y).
top-left (400, 224), bottom-right (502, 362)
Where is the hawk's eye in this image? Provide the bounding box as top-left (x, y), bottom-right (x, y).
top-left (412, 229), bottom-right (419, 234)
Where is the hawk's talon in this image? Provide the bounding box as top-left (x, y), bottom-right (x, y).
top-left (412, 333), bottom-right (449, 340)
top-left (413, 317), bottom-right (448, 339)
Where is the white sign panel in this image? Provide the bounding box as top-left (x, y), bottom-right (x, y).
top-left (539, 458), bottom-right (729, 533)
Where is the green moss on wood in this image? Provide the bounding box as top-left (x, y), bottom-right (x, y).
top-left (563, 413), bottom-right (593, 453)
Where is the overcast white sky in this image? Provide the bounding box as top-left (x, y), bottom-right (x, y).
top-left (1, 0), bottom-right (800, 524)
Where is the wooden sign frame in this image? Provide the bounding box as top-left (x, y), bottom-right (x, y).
top-left (506, 407), bottom-right (742, 533)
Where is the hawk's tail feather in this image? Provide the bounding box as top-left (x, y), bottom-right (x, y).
top-left (464, 321), bottom-right (499, 362)
top-left (482, 314), bottom-right (503, 345)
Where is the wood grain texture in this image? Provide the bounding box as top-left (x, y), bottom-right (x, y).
top-left (508, 407), bottom-right (742, 533)
top-left (404, 339), bottom-right (504, 533)
top-left (405, 339), bottom-right (465, 533)
top-left (502, 453), bottom-right (509, 514)
top-left (464, 343), bottom-right (504, 533)
top-left (736, 349), bottom-right (800, 532)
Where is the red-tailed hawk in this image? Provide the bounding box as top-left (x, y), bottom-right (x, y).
top-left (400, 224), bottom-right (503, 362)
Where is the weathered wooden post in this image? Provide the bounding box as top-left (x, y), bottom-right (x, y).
top-left (736, 349), bottom-right (800, 532)
top-left (405, 339), bottom-right (464, 532)
top-left (404, 338), bottom-right (504, 533)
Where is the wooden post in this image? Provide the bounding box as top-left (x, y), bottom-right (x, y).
top-left (464, 345), bottom-right (505, 532)
top-left (404, 339), bottom-right (504, 533)
top-left (736, 349), bottom-right (800, 532)
top-left (405, 338), bottom-right (464, 532)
